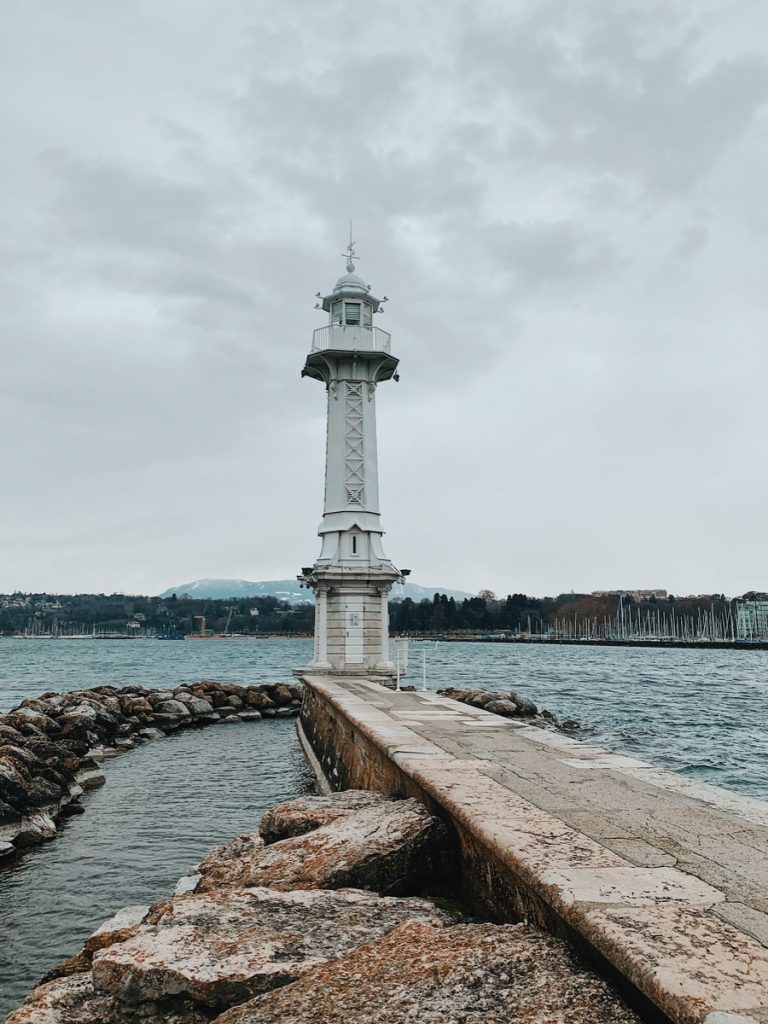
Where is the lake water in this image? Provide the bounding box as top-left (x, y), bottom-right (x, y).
top-left (1, 637), bottom-right (767, 1014)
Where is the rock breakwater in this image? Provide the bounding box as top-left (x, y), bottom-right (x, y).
top-left (0, 681), bottom-right (303, 858)
top-left (436, 685), bottom-right (582, 730)
top-left (7, 790), bottom-right (641, 1024)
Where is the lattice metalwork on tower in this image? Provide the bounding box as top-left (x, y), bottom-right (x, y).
top-left (343, 382), bottom-right (365, 506)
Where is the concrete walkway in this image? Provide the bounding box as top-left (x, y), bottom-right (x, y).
top-left (301, 675), bottom-right (768, 1024)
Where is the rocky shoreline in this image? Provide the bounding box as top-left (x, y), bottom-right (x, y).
top-left (435, 685), bottom-right (581, 730)
top-left (0, 681), bottom-right (302, 858)
top-left (6, 789), bottom-right (642, 1024)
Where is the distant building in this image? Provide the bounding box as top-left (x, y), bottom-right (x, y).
top-left (735, 600), bottom-right (768, 641)
top-left (591, 589), bottom-right (668, 602)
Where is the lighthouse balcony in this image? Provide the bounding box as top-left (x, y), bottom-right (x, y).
top-left (312, 324), bottom-right (391, 354)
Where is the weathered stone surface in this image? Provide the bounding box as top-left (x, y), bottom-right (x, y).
top-left (214, 920), bottom-right (641, 1024)
top-left (484, 698), bottom-right (519, 717)
top-left (92, 887), bottom-right (450, 1009)
top-left (84, 904), bottom-right (150, 953)
top-left (0, 757), bottom-right (31, 808)
top-left (154, 700), bottom-right (192, 718)
top-left (77, 766), bottom-right (106, 791)
top-left (25, 776), bottom-right (65, 806)
top-left (181, 696), bottom-right (215, 717)
top-left (198, 798), bottom-right (454, 895)
top-left (243, 690), bottom-right (273, 710)
top-left (300, 675), bottom-right (768, 1023)
top-left (238, 711), bottom-right (262, 722)
top-left (58, 801), bottom-right (86, 818)
top-left (139, 727), bottom-right (165, 740)
top-left (147, 691), bottom-right (175, 706)
top-left (6, 972), bottom-right (209, 1024)
top-left (5, 708), bottom-right (61, 734)
top-left (258, 789), bottom-right (390, 844)
top-left (579, 902), bottom-right (768, 1019)
top-left (196, 833), bottom-right (263, 885)
top-left (5, 974), bottom-right (115, 1024)
top-left (12, 811), bottom-right (57, 847)
top-left (174, 872), bottom-right (202, 896)
top-left (270, 684), bottom-right (294, 707)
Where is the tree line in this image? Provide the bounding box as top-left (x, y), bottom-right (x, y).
top-left (0, 593), bottom-right (314, 637)
top-left (2, 589), bottom-right (762, 639)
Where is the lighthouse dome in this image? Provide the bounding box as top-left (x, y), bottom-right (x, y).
top-left (319, 249), bottom-right (382, 312)
top-left (333, 270), bottom-right (369, 295)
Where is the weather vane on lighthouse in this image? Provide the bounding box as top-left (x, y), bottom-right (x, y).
top-left (297, 237), bottom-right (405, 679)
top-left (342, 221), bottom-right (359, 274)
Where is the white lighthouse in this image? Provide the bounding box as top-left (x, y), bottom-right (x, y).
top-left (299, 243), bottom-right (404, 677)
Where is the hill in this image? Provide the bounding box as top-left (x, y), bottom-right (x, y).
top-left (159, 578), bottom-right (474, 605)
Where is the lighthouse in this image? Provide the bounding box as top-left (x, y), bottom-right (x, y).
top-left (299, 242), bottom-right (404, 677)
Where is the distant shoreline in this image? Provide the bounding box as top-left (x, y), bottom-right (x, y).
top-left (403, 635), bottom-right (768, 651)
top-left (2, 633), bottom-right (766, 651)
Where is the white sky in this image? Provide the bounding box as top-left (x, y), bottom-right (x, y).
top-left (1, 0), bottom-right (766, 597)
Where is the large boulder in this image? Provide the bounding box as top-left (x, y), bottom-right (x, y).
top-left (242, 690), bottom-right (273, 711)
top-left (58, 705), bottom-right (99, 742)
top-left (213, 920), bottom-right (641, 1024)
top-left (92, 888), bottom-right (450, 1010)
top-left (0, 797), bottom-right (20, 823)
top-left (0, 723), bottom-right (26, 745)
top-left (5, 974), bottom-right (116, 1024)
top-left (267, 684), bottom-right (294, 707)
top-left (484, 699), bottom-right (520, 717)
top-left (509, 690), bottom-right (538, 716)
top-left (180, 696), bottom-right (215, 718)
top-left (5, 708), bottom-right (61, 734)
top-left (154, 700), bottom-right (192, 718)
top-left (197, 798), bottom-right (454, 896)
top-left (12, 810), bottom-right (57, 847)
top-left (85, 904), bottom-right (151, 954)
top-left (5, 973), bottom-right (207, 1024)
top-left (147, 691), bottom-right (176, 706)
top-left (258, 790), bottom-right (391, 845)
top-left (25, 776), bottom-right (65, 807)
top-left (0, 757), bottom-right (31, 808)
top-left (0, 744), bottom-right (43, 771)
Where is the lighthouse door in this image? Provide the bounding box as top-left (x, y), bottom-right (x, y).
top-left (345, 598), bottom-right (364, 664)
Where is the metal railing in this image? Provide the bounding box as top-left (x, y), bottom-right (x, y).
top-left (311, 324), bottom-right (392, 353)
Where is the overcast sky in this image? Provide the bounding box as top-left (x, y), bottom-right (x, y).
top-left (1, 0), bottom-right (766, 598)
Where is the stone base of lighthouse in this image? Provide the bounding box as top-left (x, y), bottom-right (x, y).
top-left (296, 566), bottom-right (402, 679)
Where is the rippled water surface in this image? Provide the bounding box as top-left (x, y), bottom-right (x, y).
top-left (1, 637), bottom-right (767, 1015)
top-left (0, 718), bottom-right (312, 1015)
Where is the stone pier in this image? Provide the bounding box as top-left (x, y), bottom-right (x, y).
top-left (298, 674), bottom-right (768, 1024)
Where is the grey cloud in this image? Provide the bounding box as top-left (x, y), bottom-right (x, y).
top-left (462, 220), bottom-right (620, 289)
top-left (672, 223), bottom-right (710, 259)
top-left (458, 7), bottom-right (768, 198)
top-left (0, 0), bottom-right (766, 595)
top-left (48, 157), bottom-right (226, 252)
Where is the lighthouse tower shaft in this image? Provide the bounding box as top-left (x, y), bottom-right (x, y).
top-left (299, 255), bottom-right (402, 676)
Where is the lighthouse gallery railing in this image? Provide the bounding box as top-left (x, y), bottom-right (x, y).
top-left (311, 324), bottom-right (392, 353)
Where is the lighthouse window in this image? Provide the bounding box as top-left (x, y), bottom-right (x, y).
top-left (362, 305), bottom-right (372, 327)
top-left (331, 301), bottom-right (343, 325)
top-left (344, 302), bottom-right (361, 325)
top-left (352, 535), bottom-right (357, 554)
